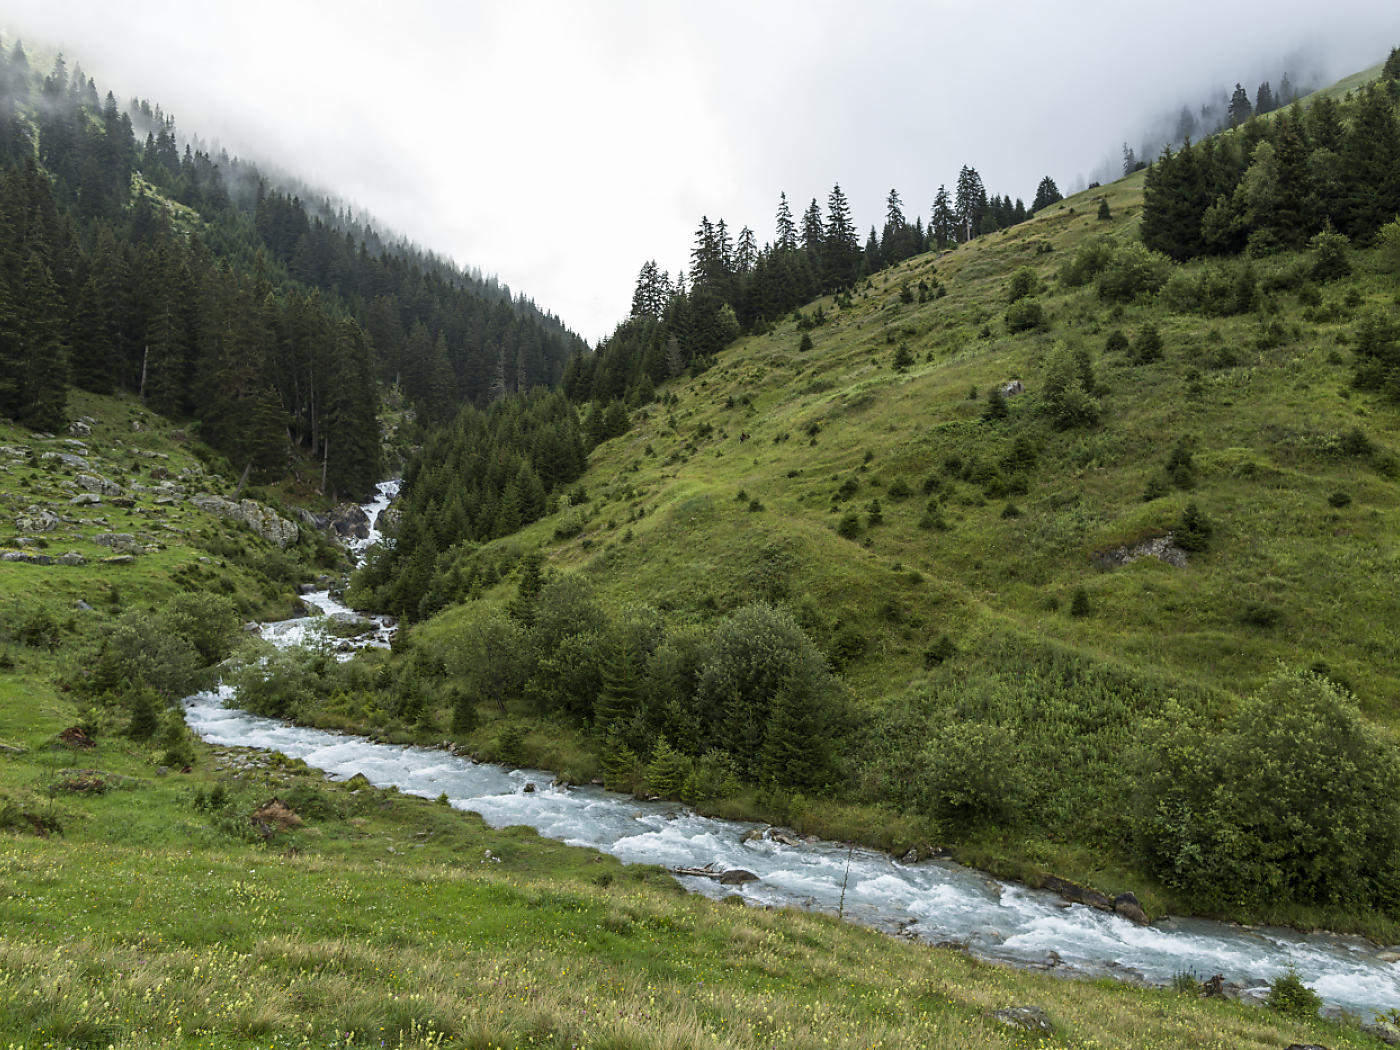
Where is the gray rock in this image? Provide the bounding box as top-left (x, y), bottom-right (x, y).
top-left (74, 599), bottom-right (95, 610)
top-left (58, 552), bottom-right (86, 567)
top-left (1091, 534), bottom-right (1189, 570)
top-left (1, 550), bottom-right (53, 564)
top-left (1362, 1021), bottom-right (1400, 1046)
top-left (41, 452), bottom-right (90, 469)
top-left (74, 474), bottom-right (124, 497)
top-left (69, 493), bottom-right (102, 505)
top-left (719, 869), bottom-right (760, 885)
top-left (190, 494), bottom-right (299, 547)
top-left (768, 829), bottom-right (803, 846)
top-left (1113, 892), bottom-right (1150, 925)
top-left (990, 1006), bottom-right (1054, 1035)
top-left (15, 506), bottom-right (60, 532)
top-left (100, 554), bottom-right (136, 565)
top-left (67, 420), bottom-right (92, 438)
top-left (1041, 875), bottom-right (1114, 911)
top-left (93, 533), bottom-right (143, 553)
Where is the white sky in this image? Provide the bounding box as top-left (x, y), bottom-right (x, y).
top-left (5, 1), bottom-right (1398, 342)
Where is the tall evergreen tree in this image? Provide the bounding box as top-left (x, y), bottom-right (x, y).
top-left (823, 183), bottom-right (860, 290)
top-left (1229, 83), bottom-right (1253, 126)
top-left (1032, 176), bottom-right (1063, 212)
top-left (930, 185), bottom-right (956, 249)
top-left (775, 192), bottom-right (798, 252)
top-left (954, 166), bottom-right (986, 241)
top-left (16, 251), bottom-right (69, 430)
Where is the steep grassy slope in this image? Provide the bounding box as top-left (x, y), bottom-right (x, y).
top-left (548, 173), bottom-right (1396, 715)
top-left (376, 159), bottom-right (1400, 936)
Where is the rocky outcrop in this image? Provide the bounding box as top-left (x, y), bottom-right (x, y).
top-left (14, 506), bottom-right (59, 533)
top-left (67, 420), bottom-right (92, 438)
top-left (2, 551), bottom-right (53, 564)
top-left (1091, 534), bottom-right (1188, 570)
top-left (74, 474), bottom-right (125, 497)
top-left (41, 452), bottom-right (90, 470)
top-left (190, 495), bottom-right (299, 548)
top-left (93, 533), bottom-right (143, 554)
top-left (1039, 876), bottom-right (1151, 924)
top-left (330, 504), bottom-right (371, 540)
top-left (990, 1007), bottom-right (1054, 1035)
top-left (1362, 1021), bottom-right (1400, 1046)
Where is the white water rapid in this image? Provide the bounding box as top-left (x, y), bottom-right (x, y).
top-left (183, 483), bottom-right (1400, 1019)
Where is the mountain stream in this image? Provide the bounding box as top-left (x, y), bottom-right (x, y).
top-left (183, 481), bottom-right (1400, 1017)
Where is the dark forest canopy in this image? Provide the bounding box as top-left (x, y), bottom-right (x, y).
top-left (0, 42), bottom-right (585, 498)
top-left (1139, 73), bottom-right (1400, 261)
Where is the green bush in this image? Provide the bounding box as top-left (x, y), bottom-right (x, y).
top-left (914, 721), bottom-right (1027, 831)
top-left (1129, 323), bottom-right (1164, 364)
top-left (1309, 227), bottom-right (1351, 282)
top-left (1265, 964), bottom-right (1323, 1018)
top-left (1133, 671), bottom-right (1400, 912)
top-left (923, 634), bottom-right (957, 667)
top-left (1004, 299), bottom-right (1047, 333)
top-left (1097, 242), bottom-right (1171, 303)
top-left (1041, 344), bottom-right (1100, 430)
top-left (1006, 266), bottom-right (1042, 303)
top-left (1069, 587), bottom-right (1091, 617)
top-left (1059, 238), bottom-right (1116, 287)
top-left (1174, 502), bottom-right (1213, 553)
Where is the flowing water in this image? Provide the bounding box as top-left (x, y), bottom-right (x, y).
top-left (184, 482), bottom-right (1400, 1018)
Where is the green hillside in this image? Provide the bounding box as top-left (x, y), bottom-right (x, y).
top-left (339, 67), bottom-right (1400, 937)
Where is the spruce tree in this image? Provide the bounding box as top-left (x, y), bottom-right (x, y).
top-left (646, 735), bottom-right (687, 798)
top-left (1032, 176), bottom-right (1062, 212)
top-left (930, 185), bottom-right (956, 249)
top-left (450, 688), bottom-right (479, 735)
top-left (775, 192), bottom-right (798, 252)
top-left (126, 684), bottom-right (161, 742)
top-left (594, 630), bottom-right (642, 731)
top-left (823, 184), bottom-right (860, 291)
top-left (17, 251), bottom-right (69, 430)
top-left (759, 676), bottom-right (833, 792)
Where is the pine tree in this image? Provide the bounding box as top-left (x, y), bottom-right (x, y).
top-left (930, 185), bottom-right (956, 249)
top-left (800, 198), bottom-right (824, 257)
top-left (600, 728), bottom-right (638, 791)
top-left (1175, 502), bottom-right (1213, 552)
top-left (1032, 176), bottom-right (1062, 212)
top-left (775, 192), bottom-right (798, 253)
top-left (954, 166), bottom-right (985, 241)
top-left (126, 684), bottom-right (161, 742)
top-left (595, 630), bottom-right (642, 731)
top-left (17, 251), bottom-right (69, 430)
top-left (646, 735), bottom-right (687, 798)
top-left (450, 688), bottom-right (479, 735)
top-left (759, 676), bottom-right (833, 792)
top-left (823, 183), bottom-right (859, 290)
top-left (1228, 83), bottom-right (1253, 126)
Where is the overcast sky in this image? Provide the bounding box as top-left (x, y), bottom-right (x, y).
top-left (5, 1), bottom-right (1398, 342)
